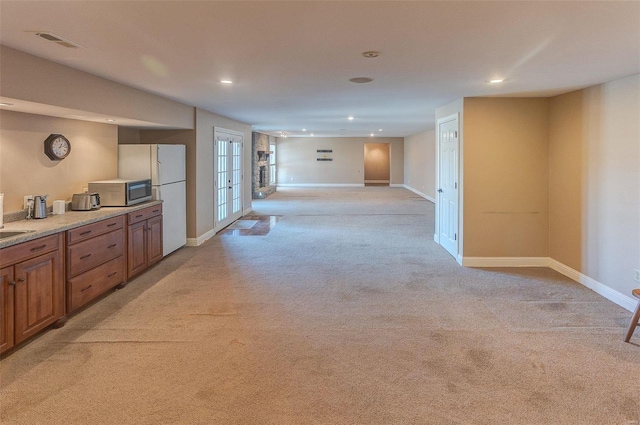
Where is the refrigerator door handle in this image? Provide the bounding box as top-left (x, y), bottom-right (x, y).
top-left (154, 185), bottom-right (161, 201)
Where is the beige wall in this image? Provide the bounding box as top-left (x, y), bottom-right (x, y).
top-left (195, 108), bottom-right (252, 238)
top-left (549, 74), bottom-right (640, 298)
top-left (549, 90), bottom-right (584, 271)
top-left (463, 98), bottom-right (550, 257)
top-left (404, 129), bottom-right (436, 199)
top-left (1, 46), bottom-right (194, 129)
top-left (0, 110), bottom-right (117, 211)
top-left (277, 137), bottom-right (404, 185)
top-left (364, 143), bottom-right (390, 182)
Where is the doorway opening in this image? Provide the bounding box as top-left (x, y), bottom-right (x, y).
top-left (364, 143), bottom-right (390, 186)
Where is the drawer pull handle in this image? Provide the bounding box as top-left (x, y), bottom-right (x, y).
top-left (30, 244), bottom-right (47, 252)
top-left (135, 214), bottom-right (143, 218)
top-left (80, 254), bottom-right (92, 260)
top-left (107, 272), bottom-right (118, 278)
top-left (107, 244), bottom-right (117, 249)
top-left (107, 223), bottom-right (117, 227)
top-left (80, 230), bottom-right (92, 236)
top-left (153, 209), bottom-right (159, 213)
top-left (17, 278), bottom-right (25, 283)
top-left (81, 284), bottom-right (93, 293)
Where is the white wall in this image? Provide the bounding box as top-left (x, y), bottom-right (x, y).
top-left (277, 137), bottom-right (404, 186)
top-left (403, 130), bottom-right (436, 200)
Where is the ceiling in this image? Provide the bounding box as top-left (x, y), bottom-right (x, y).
top-left (1, 1), bottom-right (639, 137)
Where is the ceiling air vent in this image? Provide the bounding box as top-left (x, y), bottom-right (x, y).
top-left (35, 32), bottom-right (83, 49)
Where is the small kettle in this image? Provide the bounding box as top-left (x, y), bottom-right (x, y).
top-left (33, 195), bottom-right (48, 219)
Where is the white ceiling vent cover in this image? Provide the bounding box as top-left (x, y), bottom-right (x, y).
top-left (35, 32), bottom-right (84, 49)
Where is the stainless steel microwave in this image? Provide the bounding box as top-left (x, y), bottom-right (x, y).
top-left (87, 179), bottom-right (152, 207)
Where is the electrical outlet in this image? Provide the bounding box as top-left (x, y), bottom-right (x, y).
top-left (23, 195), bottom-right (33, 209)
top-left (635, 269), bottom-right (640, 283)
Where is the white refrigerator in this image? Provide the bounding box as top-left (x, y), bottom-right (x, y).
top-left (118, 144), bottom-right (187, 257)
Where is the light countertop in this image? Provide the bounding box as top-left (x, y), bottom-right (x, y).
top-left (0, 200), bottom-right (162, 249)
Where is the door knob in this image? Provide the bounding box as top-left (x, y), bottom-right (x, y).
top-left (437, 188), bottom-right (443, 193)
top-left (8, 281), bottom-right (16, 286)
top-left (17, 277), bottom-right (25, 283)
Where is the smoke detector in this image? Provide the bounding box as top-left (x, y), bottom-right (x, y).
top-left (35, 32), bottom-right (84, 49)
top-left (362, 51), bottom-right (380, 58)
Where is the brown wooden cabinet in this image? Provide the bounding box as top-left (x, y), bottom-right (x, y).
top-left (66, 216), bottom-right (126, 314)
top-left (0, 234), bottom-right (64, 354)
top-left (127, 204), bottom-right (162, 280)
top-left (0, 266), bottom-right (15, 353)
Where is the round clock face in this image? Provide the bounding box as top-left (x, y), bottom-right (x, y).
top-left (44, 134), bottom-right (71, 161)
top-left (51, 137), bottom-right (69, 157)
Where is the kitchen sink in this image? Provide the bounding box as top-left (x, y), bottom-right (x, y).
top-left (0, 230), bottom-right (34, 239)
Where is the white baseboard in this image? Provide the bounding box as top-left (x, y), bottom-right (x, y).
top-left (461, 256), bottom-right (549, 267)
top-left (402, 184), bottom-right (436, 203)
top-left (460, 255), bottom-right (636, 312)
top-left (186, 228), bottom-right (217, 247)
top-left (365, 180), bottom-right (390, 184)
top-left (277, 183), bottom-right (364, 188)
top-left (243, 207), bottom-right (253, 215)
top-left (547, 258), bottom-right (636, 312)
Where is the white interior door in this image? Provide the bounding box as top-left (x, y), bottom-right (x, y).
top-left (437, 115), bottom-right (459, 259)
top-left (214, 130), bottom-right (243, 230)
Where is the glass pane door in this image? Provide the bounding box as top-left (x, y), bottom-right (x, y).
top-left (214, 130), bottom-right (244, 230)
top-left (217, 137), bottom-right (229, 223)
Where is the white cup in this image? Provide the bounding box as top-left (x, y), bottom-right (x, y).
top-left (53, 200), bottom-right (66, 215)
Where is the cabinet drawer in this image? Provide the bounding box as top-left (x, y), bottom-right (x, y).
top-left (0, 234), bottom-right (61, 268)
top-left (68, 256), bottom-right (124, 312)
top-left (128, 204), bottom-right (162, 225)
top-left (67, 230), bottom-right (124, 277)
top-left (67, 216), bottom-right (124, 245)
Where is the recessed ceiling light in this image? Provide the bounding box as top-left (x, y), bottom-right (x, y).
top-left (106, 119), bottom-right (116, 122)
top-left (489, 79), bottom-right (504, 84)
top-left (220, 80), bottom-right (233, 84)
top-left (310, 133), bottom-right (314, 136)
top-left (378, 129), bottom-right (382, 132)
top-left (348, 116), bottom-right (354, 121)
top-left (349, 77), bottom-right (374, 84)
top-left (0, 102), bottom-right (14, 106)
top-left (302, 128), bottom-right (306, 132)
top-left (370, 133), bottom-right (375, 137)
top-left (362, 51), bottom-right (380, 58)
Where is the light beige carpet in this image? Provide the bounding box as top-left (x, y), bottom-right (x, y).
top-left (1, 187), bottom-right (638, 424)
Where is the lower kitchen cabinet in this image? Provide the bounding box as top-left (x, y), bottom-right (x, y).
top-left (127, 204), bottom-right (163, 280)
top-left (0, 266), bottom-right (15, 354)
top-left (0, 234), bottom-right (65, 354)
top-left (65, 216), bottom-right (126, 314)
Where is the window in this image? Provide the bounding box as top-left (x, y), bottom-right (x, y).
top-left (269, 143), bottom-right (276, 185)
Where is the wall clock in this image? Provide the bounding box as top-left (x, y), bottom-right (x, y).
top-left (44, 134), bottom-right (71, 161)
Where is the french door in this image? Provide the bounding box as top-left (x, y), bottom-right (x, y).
top-left (214, 130), bottom-right (243, 230)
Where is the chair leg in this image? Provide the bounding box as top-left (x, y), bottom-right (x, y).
top-left (624, 301), bottom-right (640, 343)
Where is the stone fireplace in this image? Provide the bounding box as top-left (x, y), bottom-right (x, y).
top-left (252, 132), bottom-right (276, 199)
